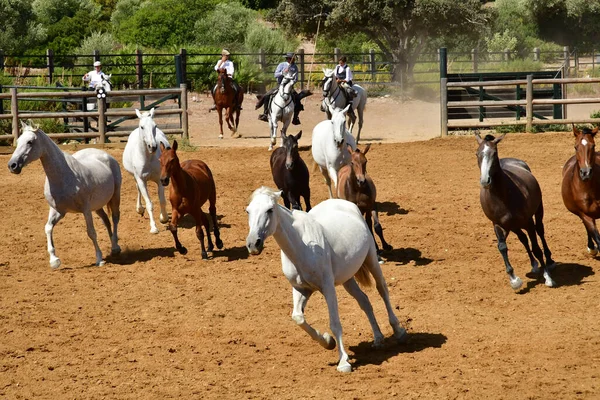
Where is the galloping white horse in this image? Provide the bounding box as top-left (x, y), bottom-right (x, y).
top-left (86, 74), bottom-right (112, 111)
top-left (123, 108), bottom-right (171, 233)
top-left (246, 186), bottom-right (407, 373)
top-left (7, 121), bottom-right (122, 268)
top-left (268, 71), bottom-right (297, 151)
top-left (312, 101), bottom-right (357, 198)
top-left (321, 68), bottom-right (367, 143)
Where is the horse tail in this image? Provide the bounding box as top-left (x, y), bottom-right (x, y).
top-left (354, 263), bottom-right (373, 287)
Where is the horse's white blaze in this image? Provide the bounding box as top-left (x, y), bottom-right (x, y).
top-left (123, 108), bottom-right (170, 233)
top-left (480, 145), bottom-right (493, 185)
top-left (245, 186), bottom-right (405, 373)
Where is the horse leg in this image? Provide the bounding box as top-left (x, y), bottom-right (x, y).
top-left (372, 207), bottom-right (392, 252)
top-left (493, 224), bottom-right (523, 290)
top-left (199, 211), bottom-right (215, 253)
top-left (327, 166), bottom-right (339, 198)
top-left (365, 211), bottom-right (383, 264)
top-left (342, 278), bottom-right (385, 348)
top-left (587, 232), bottom-right (598, 256)
top-left (580, 214), bottom-right (600, 256)
top-left (319, 166), bottom-right (334, 199)
top-left (534, 202), bottom-right (555, 266)
top-left (168, 209), bottom-right (187, 255)
top-left (157, 182), bottom-right (169, 224)
top-left (95, 208), bottom-right (115, 254)
top-left (356, 102), bottom-right (364, 144)
top-left (514, 229), bottom-right (539, 275)
top-left (320, 282), bottom-right (352, 372)
top-left (217, 107), bottom-right (224, 139)
top-left (282, 195), bottom-right (291, 210)
top-left (525, 221), bottom-right (555, 287)
top-left (45, 207), bottom-right (65, 269)
top-left (135, 176), bottom-right (159, 234)
top-left (303, 187), bottom-right (312, 212)
top-left (269, 121), bottom-right (277, 151)
top-left (194, 216), bottom-right (209, 260)
top-left (291, 287), bottom-right (336, 350)
top-left (135, 183), bottom-right (145, 216)
top-left (108, 180), bottom-right (121, 255)
top-left (208, 198), bottom-right (223, 250)
top-left (82, 209), bottom-right (104, 266)
top-left (364, 245), bottom-right (407, 342)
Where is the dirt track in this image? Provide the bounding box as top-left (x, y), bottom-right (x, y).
top-left (2, 99), bottom-right (600, 398)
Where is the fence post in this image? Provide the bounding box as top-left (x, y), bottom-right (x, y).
top-left (298, 48), bottom-right (305, 88)
top-left (439, 47), bottom-right (447, 79)
top-left (11, 88), bottom-right (18, 146)
top-left (136, 49), bottom-right (144, 89)
top-left (93, 50), bottom-right (100, 63)
top-left (334, 48), bottom-right (341, 63)
top-left (504, 49), bottom-right (511, 62)
top-left (98, 98), bottom-right (106, 144)
top-left (179, 48), bottom-right (187, 85)
top-left (175, 55), bottom-right (183, 86)
top-left (471, 48), bottom-right (478, 73)
top-left (0, 50), bottom-right (4, 71)
top-left (533, 47), bottom-right (540, 62)
top-left (369, 49), bottom-right (376, 81)
top-left (440, 78), bottom-right (448, 137)
top-left (258, 48), bottom-right (267, 92)
top-left (526, 74), bottom-right (533, 133)
top-left (46, 49), bottom-right (54, 84)
top-left (180, 83), bottom-right (188, 141)
top-left (563, 46), bottom-right (570, 74)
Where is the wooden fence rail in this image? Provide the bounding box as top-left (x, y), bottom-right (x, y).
top-left (440, 76), bottom-right (600, 136)
top-left (4, 84), bottom-right (188, 146)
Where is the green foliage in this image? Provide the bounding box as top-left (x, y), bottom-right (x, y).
top-left (32, 0), bottom-right (98, 25)
top-left (194, 2), bottom-right (256, 48)
top-left (241, 0), bottom-right (276, 10)
top-left (485, 29), bottom-right (518, 54)
top-left (0, 0), bottom-right (47, 53)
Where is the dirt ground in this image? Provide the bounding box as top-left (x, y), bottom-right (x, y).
top-left (2, 97), bottom-right (600, 399)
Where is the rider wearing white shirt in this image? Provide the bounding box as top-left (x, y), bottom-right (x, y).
top-left (83, 61), bottom-right (109, 90)
top-left (210, 49), bottom-right (242, 111)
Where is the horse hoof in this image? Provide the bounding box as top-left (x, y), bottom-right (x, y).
top-left (219, 135), bottom-right (223, 140)
top-left (136, 208), bottom-right (145, 216)
top-left (545, 277), bottom-right (557, 288)
top-left (111, 246), bottom-right (121, 256)
top-left (268, 145), bottom-right (273, 151)
top-left (216, 239), bottom-right (224, 249)
top-left (336, 362), bottom-right (352, 373)
top-left (150, 227), bottom-right (159, 234)
top-left (394, 327), bottom-right (408, 343)
top-left (97, 260), bottom-right (106, 267)
top-left (207, 244), bottom-right (214, 252)
top-left (510, 276), bottom-right (523, 291)
top-left (588, 247), bottom-right (598, 257)
top-left (179, 247), bottom-right (188, 255)
top-left (50, 258), bottom-right (62, 270)
top-left (201, 251), bottom-right (208, 260)
top-left (323, 332), bottom-right (336, 350)
top-left (383, 244), bottom-right (393, 252)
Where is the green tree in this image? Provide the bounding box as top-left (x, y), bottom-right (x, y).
top-left (0, 0), bottom-right (46, 53)
top-left (194, 2), bottom-right (256, 48)
top-left (271, 0), bottom-right (490, 82)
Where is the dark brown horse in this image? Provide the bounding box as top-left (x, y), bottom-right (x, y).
top-left (476, 133), bottom-right (555, 290)
top-left (270, 130), bottom-right (311, 211)
top-left (159, 140), bottom-right (223, 259)
top-left (336, 144), bottom-right (392, 257)
top-left (561, 126), bottom-right (600, 256)
top-left (213, 69), bottom-right (244, 139)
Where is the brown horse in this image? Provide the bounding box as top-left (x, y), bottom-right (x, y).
top-left (159, 140), bottom-right (223, 259)
top-left (476, 133), bottom-right (555, 290)
top-left (213, 69), bottom-right (244, 139)
top-left (337, 144), bottom-right (392, 257)
top-left (270, 130), bottom-right (311, 211)
top-left (561, 126), bottom-right (600, 256)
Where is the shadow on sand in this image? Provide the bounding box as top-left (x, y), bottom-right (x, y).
top-left (377, 201), bottom-right (409, 216)
top-left (383, 247), bottom-right (435, 266)
top-left (520, 262), bottom-right (594, 293)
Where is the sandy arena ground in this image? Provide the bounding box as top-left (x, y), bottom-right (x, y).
top-left (2, 96), bottom-right (600, 399)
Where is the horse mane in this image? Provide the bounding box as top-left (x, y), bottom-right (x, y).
top-left (250, 186), bottom-right (281, 203)
top-left (483, 134), bottom-right (496, 142)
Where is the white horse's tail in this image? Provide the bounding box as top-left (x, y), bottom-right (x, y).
top-left (355, 263), bottom-right (372, 287)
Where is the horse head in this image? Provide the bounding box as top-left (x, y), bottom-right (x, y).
top-left (246, 186), bottom-right (282, 255)
top-left (573, 126), bottom-right (599, 181)
top-left (476, 132), bottom-right (505, 188)
top-left (93, 74), bottom-right (112, 98)
top-left (135, 108), bottom-right (158, 154)
top-left (281, 130), bottom-right (302, 170)
top-left (279, 71), bottom-right (297, 100)
top-left (348, 144), bottom-right (370, 187)
top-left (8, 120), bottom-right (44, 174)
top-left (330, 103), bottom-right (352, 147)
top-left (158, 139), bottom-right (180, 186)
top-left (322, 68), bottom-right (335, 98)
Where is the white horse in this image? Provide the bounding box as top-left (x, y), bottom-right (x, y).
top-left (321, 68), bottom-right (367, 143)
top-left (123, 108), bottom-right (171, 234)
top-left (246, 186), bottom-right (407, 373)
top-left (7, 121), bottom-right (121, 268)
top-left (86, 73), bottom-right (112, 111)
top-left (268, 71), bottom-right (297, 151)
top-left (311, 101), bottom-right (357, 198)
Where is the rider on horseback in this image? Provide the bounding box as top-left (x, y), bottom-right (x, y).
top-left (335, 56), bottom-right (357, 119)
top-left (210, 49), bottom-right (242, 111)
top-left (256, 52), bottom-right (308, 125)
top-left (82, 61), bottom-right (109, 90)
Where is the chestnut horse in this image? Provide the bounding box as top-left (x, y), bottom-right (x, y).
top-left (159, 140), bottom-right (223, 259)
top-left (213, 69), bottom-right (244, 139)
top-left (476, 133), bottom-right (555, 290)
top-left (270, 130), bottom-right (311, 211)
top-left (337, 144), bottom-right (391, 258)
top-left (561, 126), bottom-right (600, 256)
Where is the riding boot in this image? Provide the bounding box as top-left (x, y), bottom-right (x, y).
top-left (258, 96), bottom-right (269, 122)
top-left (292, 96), bottom-right (302, 125)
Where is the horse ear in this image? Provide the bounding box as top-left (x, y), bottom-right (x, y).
top-left (149, 108), bottom-right (155, 118)
top-left (493, 133), bottom-right (506, 144)
top-left (342, 104), bottom-right (352, 115)
top-left (593, 127), bottom-right (599, 137)
top-left (172, 140), bottom-right (178, 151)
top-left (573, 124), bottom-right (580, 137)
top-left (135, 109), bottom-right (142, 119)
top-left (363, 144), bottom-right (371, 155)
top-left (159, 142), bottom-right (166, 152)
top-left (346, 144), bottom-right (353, 154)
top-left (295, 130), bottom-right (302, 141)
top-left (475, 132), bottom-right (483, 144)
top-left (20, 120), bottom-right (27, 130)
